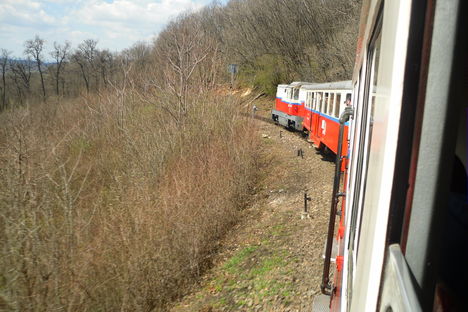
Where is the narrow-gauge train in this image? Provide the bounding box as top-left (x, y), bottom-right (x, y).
top-left (274, 0), bottom-right (468, 311)
top-left (272, 81), bottom-right (352, 156)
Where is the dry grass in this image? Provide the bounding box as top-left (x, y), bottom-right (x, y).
top-left (0, 87), bottom-right (260, 311)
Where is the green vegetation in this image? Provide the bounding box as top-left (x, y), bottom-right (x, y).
top-left (223, 246), bottom-right (259, 273)
top-left (197, 241), bottom-right (295, 310)
top-left (238, 55), bottom-right (291, 96)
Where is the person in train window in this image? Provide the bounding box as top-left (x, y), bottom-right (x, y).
top-left (345, 94), bottom-right (352, 106)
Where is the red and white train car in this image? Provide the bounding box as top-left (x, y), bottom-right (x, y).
top-left (314, 0), bottom-right (468, 311)
top-left (301, 81), bottom-right (352, 155)
top-left (273, 81), bottom-right (352, 157)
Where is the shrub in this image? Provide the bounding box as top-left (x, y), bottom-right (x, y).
top-left (0, 88), bottom-right (260, 311)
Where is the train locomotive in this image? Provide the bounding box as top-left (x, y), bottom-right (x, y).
top-left (273, 0), bottom-right (468, 311)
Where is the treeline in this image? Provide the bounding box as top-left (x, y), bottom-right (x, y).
top-left (0, 0), bottom-right (360, 112)
top-left (0, 37), bottom-right (152, 110)
top-left (151, 0), bottom-right (361, 97)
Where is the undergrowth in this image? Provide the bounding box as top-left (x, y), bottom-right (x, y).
top-left (0, 87), bottom-right (260, 311)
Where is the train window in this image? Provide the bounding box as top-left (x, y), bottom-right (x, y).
top-left (293, 89), bottom-right (299, 100)
top-left (335, 93), bottom-right (341, 117)
top-left (348, 14), bottom-right (383, 293)
top-left (324, 93), bottom-right (329, 114)
top-left (313, 92), bottom-right (317, 110)
top-left (356, 33), bottom-right (382, 251)
top-left (317, 92), bottom-right (323, 112)
top-left (330, 93), bottom-right (335, 117)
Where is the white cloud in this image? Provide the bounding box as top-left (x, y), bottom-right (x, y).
top-left (0, 0), bottom-right (55, 28)
top-left (0, 0), bottom-right (214, 57)
top-left (74, 0), bottom-right (205, 33)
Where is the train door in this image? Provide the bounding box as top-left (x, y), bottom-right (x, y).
top-left (312, 92), bottom-right (323, 145)
top-left (305, 91), bottom-right (313, 131)
top-left (323, 93), bottom-right (330, 137)
top-left (318, 93), bottom-right (329, 143)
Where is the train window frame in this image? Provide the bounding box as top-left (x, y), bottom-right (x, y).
top-left (324, 92), bottom-right (329, 114)
top-left (335, 93), bottom-right (342, 117)
top-left (347, 9), bottom-right (384, 305)
top-left (330, 93), bottom-right (336, 117)
top-left (317, 92), bottom-right (323, 112)
top-left (313, 92), bottom-right (317, 110)
top-left (293, 88), bottom-right (299, 100)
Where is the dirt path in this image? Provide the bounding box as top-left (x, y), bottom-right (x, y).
top-left (170, 108), bottom-right (335, 312)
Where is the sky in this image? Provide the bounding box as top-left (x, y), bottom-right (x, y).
top-left (0, 0), bottom-right (225, 58)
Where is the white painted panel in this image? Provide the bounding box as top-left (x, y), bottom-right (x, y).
top-left (349, 0), bottom-right (412, 311)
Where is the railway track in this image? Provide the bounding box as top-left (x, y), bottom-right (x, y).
top-left (240, 112), bottom-right (275, 125)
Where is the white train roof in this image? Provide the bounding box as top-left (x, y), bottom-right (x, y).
top-left (279, 80), bottom-right (352, 90)
top-left (301, 80), bottom-right (353, 91)
top-left (289, 81), bottom-right (315, 88)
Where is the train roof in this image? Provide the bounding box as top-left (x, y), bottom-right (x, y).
top-left (301, 80), bottom-right (353, 91)
top-left (278, 80), bottom-right (352, 90)
top-left (289, 81), bottom-right (315, 88)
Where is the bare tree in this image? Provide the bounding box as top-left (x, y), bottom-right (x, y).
top-left (10, 58), bottom-right (33, 104)
top-left (0, 49), bottom-right (11, 110)
top-left (123, 41), bottom-right (151, 64)
top-left (25, 35), bottom-right (47, 99)
top-left (155, 15), bottom-right (217, 118)
top-left (81, 39), bottom-right (99, 89)
top-left (72, 39), bottom-right (98, 93)
top-left (97, 49), bottom-right (113, 89)
top-left (72, 51), bottom-right (89, 93)
top-left (50, 41), bottom-right (71, 96)
top-left (217, 0), bottom-right (360, 84)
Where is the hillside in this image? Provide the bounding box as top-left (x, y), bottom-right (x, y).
top-left (171, 100), bottom-right (335, 311)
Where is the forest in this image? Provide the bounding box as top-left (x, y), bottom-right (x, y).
top-left (0, 0), bottom-right (360, 311)
top-left (0, 0), bottom-right (360, 110)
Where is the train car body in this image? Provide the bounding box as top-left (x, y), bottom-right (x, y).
top-left (273, 81), bottom-right (352, 156)
top-left (301, 81), bottom-right (352, 155)
top-left (272, 82), bottom-right (309, 131)
top-left (314, 0), bottom-right (468, 311)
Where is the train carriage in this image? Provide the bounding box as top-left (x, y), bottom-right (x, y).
top-left (301, 81), bottom-right (352, 155)
top-left (273, 81), bottom-right (352, 157)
